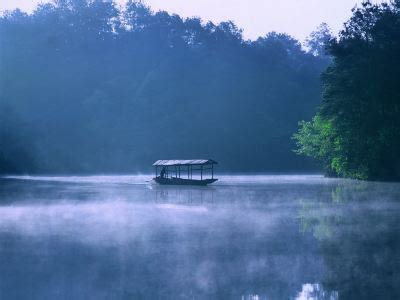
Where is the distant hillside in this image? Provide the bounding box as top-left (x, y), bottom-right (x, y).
top-left (0, 0), bottom-right (329, 173)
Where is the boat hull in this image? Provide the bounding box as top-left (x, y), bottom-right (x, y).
top-left (154, 177), bottom-right (218, 186)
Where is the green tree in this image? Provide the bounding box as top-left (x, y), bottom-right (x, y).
top-left (294, 1), bottom-right (400, 180)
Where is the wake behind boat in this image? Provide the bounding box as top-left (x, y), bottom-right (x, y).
top-left (153, 159), bottom-right (218, 186)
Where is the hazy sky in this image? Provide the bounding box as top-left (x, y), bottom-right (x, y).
top-left (0, 0), bottom-right (382, 41)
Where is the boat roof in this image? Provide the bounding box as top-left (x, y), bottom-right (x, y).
top-left (153, 159), bottom-right (218, 166)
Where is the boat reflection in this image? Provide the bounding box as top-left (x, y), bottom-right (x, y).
top-left (151, 184), bottom-right (216, 204)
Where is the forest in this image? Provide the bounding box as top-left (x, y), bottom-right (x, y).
top-left (1, 0), bottom-right (399, 180)
top-left (0, 0), bottom-right (330, 174)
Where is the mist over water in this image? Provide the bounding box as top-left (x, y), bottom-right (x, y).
top-left (0, 175), bottom-right (399, 299)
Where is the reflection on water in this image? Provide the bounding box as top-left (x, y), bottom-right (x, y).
top-left (0, 175), bottom-right (399, 299)
top-left (241, 284), bottom-right (339, 300)
top-left (295, 283), bottom-right (338, 300)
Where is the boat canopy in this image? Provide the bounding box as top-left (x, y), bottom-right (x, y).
top-left (153, 159), bottom-right (218, 166)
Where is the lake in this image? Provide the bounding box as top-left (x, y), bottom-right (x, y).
top-left (0, 175), bottom-right (399, 299)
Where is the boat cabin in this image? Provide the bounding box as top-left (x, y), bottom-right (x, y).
top-left (153, 159), bottom-right (218, 185)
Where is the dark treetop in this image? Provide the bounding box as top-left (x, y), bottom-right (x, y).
top-left (294, 0), bottom-right (400, 181)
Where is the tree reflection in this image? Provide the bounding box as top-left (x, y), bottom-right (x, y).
top-left (298, 181), bottom-right (400, 299)
top-left (1, 177), bottom-right (399, 299)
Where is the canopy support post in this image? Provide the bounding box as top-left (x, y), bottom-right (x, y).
top-left (201, 165), bottom-right (203, 180)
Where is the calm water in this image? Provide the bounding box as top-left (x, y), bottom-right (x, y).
top-left (0, 175), bottom-right (399, 300)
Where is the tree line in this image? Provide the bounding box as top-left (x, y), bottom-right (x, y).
top-left (0, 0), bottom-right (330, 174)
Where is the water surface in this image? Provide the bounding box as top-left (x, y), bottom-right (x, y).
top-left (0, 175), bottom-right (399, 299)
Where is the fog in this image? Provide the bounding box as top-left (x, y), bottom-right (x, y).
top-left (0, 0), bottom-right (377, 41)
top-left (1, 175), bottom-right (399, 299)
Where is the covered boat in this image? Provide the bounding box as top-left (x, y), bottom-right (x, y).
top-left (153, 159), bottom-right (218, 186)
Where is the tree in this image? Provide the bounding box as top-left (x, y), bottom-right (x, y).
top-left (294, 1), bottom-right (400, 180)
top-left (305, 22), bottom-right (333, 57)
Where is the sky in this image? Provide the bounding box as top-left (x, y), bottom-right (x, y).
top-left (0, 0), bottom-right (383, 41)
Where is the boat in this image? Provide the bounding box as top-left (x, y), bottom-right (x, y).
top-left (153, 159), bottom-right (218, 186)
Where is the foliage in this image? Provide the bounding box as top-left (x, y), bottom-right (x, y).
top-left (294, 116), bottom-right (339, 176)
top-left (294, 1), bottom-right (400, 180)
top-left (0, 106), bottom-right (36, 173)
top-left (305, 22), bottom-right (333, 57)
top-left (0, 0), bottom-right (328, 174)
